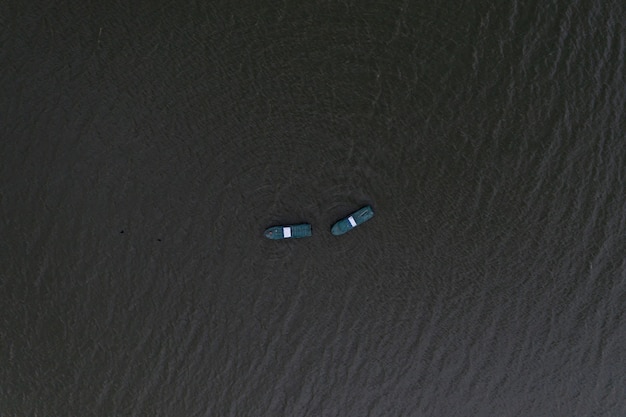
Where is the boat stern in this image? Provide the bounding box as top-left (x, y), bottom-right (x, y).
top-left (355, 206), bottom-right (374, 224)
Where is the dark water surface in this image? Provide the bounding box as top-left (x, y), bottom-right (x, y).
top-left (2, 1), bottom-right (625, 416)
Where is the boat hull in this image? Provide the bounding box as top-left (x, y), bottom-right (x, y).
top-left (331, 205), bottom-right (374, 236)
top-left (264, 223), bottom-right (312, 240)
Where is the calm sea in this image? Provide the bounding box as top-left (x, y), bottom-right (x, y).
top-left (2, 0), bottom-right (625, 416)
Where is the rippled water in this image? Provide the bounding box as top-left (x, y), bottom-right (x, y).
top-left (2, 1), bottom-right (625, 416)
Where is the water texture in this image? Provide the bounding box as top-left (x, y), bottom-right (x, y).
top-left (1, 1), bottom-right (625, 416)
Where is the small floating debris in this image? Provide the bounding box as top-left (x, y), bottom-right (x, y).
top-left (331, 206), bottom-right (374, 236)
top-left (264, 224), bottom-right (312, 240)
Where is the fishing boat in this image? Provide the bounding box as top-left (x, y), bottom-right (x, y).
top-left (331, 205), bottom-right (374, 236)
top-left (264, 223), bottom-right (312, 240)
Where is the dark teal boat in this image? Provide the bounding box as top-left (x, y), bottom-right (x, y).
top-left (331, 205), bottom-right (374, 236)
top-left (264, 223), bottom-right (312, 240)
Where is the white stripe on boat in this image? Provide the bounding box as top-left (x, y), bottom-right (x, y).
top-left (348, 216), bottom-right (357, 227)
top-left (283, 227), bottom-right (292, 238)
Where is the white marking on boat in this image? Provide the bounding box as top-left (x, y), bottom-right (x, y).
top-left (348, 216), bottom-right (357, 227)
top-left (283, 227), bottom-right (292, 238)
